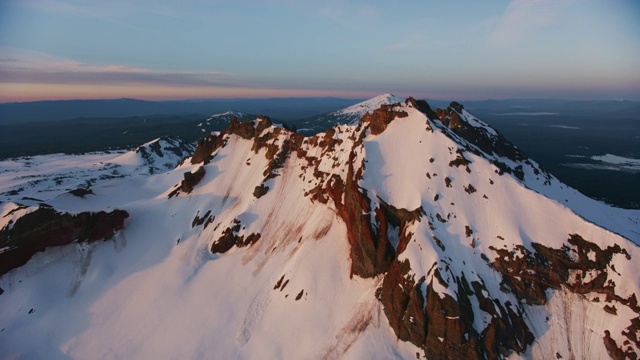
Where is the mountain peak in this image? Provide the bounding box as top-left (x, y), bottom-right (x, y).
top-left (330, 93), bottom-right (405, 124)
top-left (1, 96), bottom-right (639, 359)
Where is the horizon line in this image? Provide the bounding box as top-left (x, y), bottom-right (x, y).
top-left (2, 95), bottom-right (638, 104)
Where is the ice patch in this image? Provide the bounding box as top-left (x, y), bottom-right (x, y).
top-left (563, 153), bottom-right (640, 173)
top-left (547, 125), bottom-right (580, 130)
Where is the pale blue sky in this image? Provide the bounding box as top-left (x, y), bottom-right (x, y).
top-left (0, 0), bottom-right (638, 101)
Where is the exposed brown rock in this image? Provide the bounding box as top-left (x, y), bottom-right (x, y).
top-left (273, 275), bottom-right (285, 290)
top-left (380, 260), bottom-right (427, 346)
top-left (623, 317), bottom-right (640, 349)
top-left (422, 276), bottom-right (482, 360)
top-left (315, 171), bottom-right (395, 278)
top-left (361, 105), bottom-right (408, 135)
top-left (604, 330), bottom-right (630, 360)
top-left (471, 279), bottom-right (534, 358)
top-left (228, 115), bottom-right (269, 140)
top-left (253, 184), bottom-right (269, 198)
top-left (210, 219), bottom-right (261, 254)
top-left (449, 112), bottom-right (461, 129)
top-left (490, 234), bottom-right (639, 355)
top-left (449, 149), bottom-right (471, 173)
top-left (380, 260), bottom-right (506, 359)
top-left (191, 133), bottom-right (219, 165)
top-left (0, 207), bottom-right (128, 275)
top-left (191, 116), bottom-right (275, 166)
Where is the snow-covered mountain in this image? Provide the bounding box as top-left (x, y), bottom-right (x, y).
top-left (294, 93), bottom-right (404, 135)
top-left (196, 110), bottom-right (255, 134)
top-left (331, 93), bottom-right (405, 124)
top-left (1, 97), bottom-right (639, 359)
top-left (0, 136), bottom-right (193, 206)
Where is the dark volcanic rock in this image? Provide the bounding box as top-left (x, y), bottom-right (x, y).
top-left (181, 166), bottom-right (206, 193)
top-left (191, 133), bottom-right (219, 165)
top-left (168, 166), bottom-right (206, 198)
top-left (434, 103), bottom-right (527, 163)
top-left (68, 188), bottom-right (95, 198)
top-left (253, 184), bottom-right (269, 198)
top-left (407, 97), bottom-right (438, 120)
top-left (210, 219), bottom-right (261, 254)
top-left (0, 207), bottom-right (128, 275)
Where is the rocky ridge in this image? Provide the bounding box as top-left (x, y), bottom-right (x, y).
top-left (183, 97), bottom-right (639, 359)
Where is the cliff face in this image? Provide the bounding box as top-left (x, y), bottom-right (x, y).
top-left (0, 207), bottom-right (128, 276)
top-left (1, 96), bottom-right (638, 359)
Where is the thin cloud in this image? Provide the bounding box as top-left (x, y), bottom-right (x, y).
top-left (17, 0), bottom-right (154, 33)
top-left (0, 48), bottom-right (233, 87)
top-left (387, 32), bottom-right (428, 51)
top-left (490, 0), bottom-right (571, 44)
top-left (318, 3), bottom-right (378, 26)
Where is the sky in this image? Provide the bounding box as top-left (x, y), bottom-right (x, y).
top-left (0, 0), bottom-right (639, 102)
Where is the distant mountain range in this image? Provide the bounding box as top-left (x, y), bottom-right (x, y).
top-left (2, 96), bottom-right (638, 126)
top-left (0, 97), bottom-right (363, 125)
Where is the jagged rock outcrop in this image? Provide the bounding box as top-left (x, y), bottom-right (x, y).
top-left (181, 166), bottom-right (206, 193)
top-left (361, 104), bottom-right (408, 135)
top-left (435, 102), bottom-right (526, 162)
top-left (191, 134), bottom-right (218, 164)
top-left (314, 168), bottom-right (396, 278)
top-left (0, 207), bottom-right (128, 275)
top-left (168, 166), bottom-right (206, 197)
top-left (135, 136), bottom-right (195, 174)
top-left (491, 234), bottom-right (634, 306)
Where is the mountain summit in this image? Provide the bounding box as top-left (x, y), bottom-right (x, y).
top-left (1, 96), bottom-right (639, 359)
top-left (294, 93), bottom-right (406, 134)
top-left (330, 93), bottom-right (405, 124)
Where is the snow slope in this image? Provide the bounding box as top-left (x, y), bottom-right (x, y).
top-left (0, 136), bottom-right (193, 207)
top-left (331, 93), bottom-right (405, 124)
top-left (1, 97), bottom-right (639, 359)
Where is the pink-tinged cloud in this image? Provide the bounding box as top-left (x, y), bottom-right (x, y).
top-left (490, 0), bottom-right (571, 44)
top-left (0, 47), bottom-right (383, 101)
top-left (0, 82), bottom-right (378, 102)
top-left (0, 48), bottom-right (233, 88)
